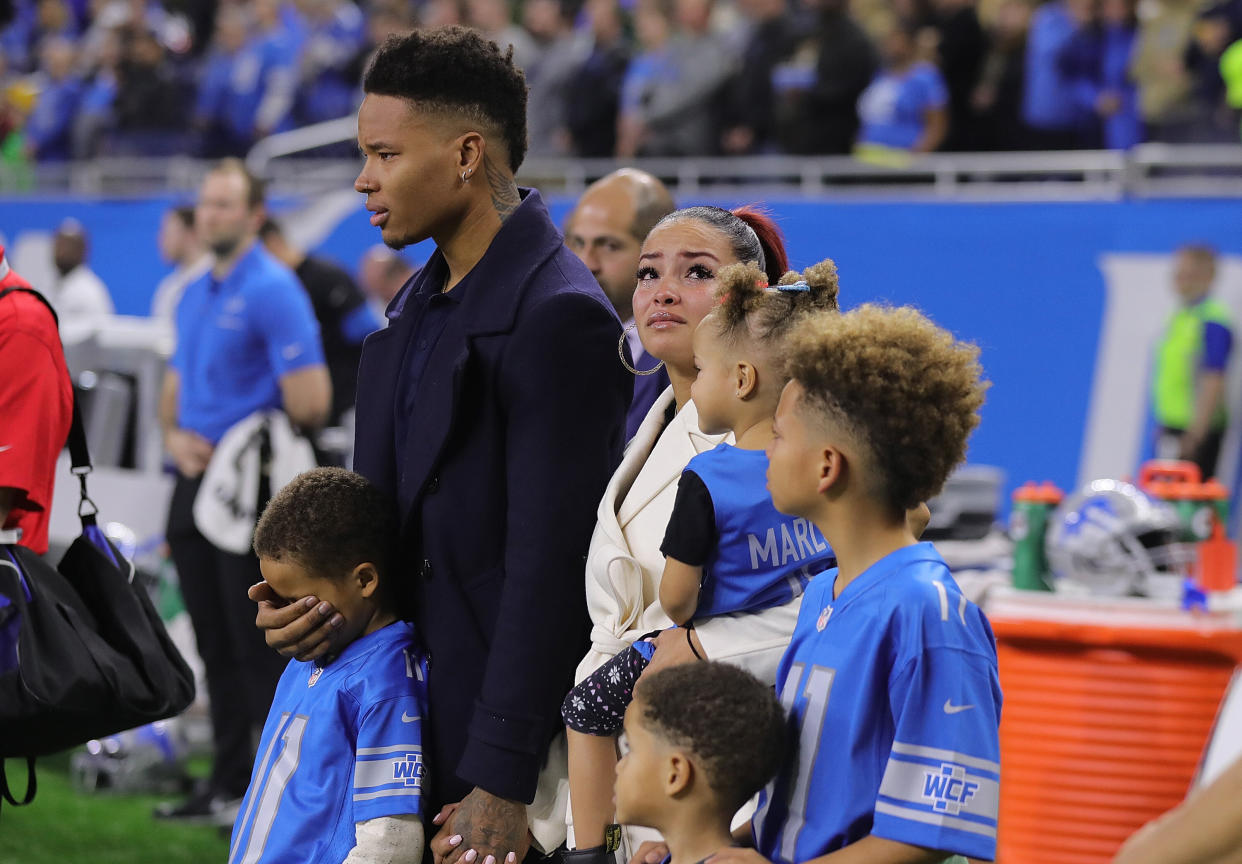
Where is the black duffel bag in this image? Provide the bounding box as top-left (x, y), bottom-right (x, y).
top-left (0, 286), bottom-right (195, 810)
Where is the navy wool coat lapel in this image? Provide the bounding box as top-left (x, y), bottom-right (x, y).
top-left (351, 188), bottom-right (632, 812)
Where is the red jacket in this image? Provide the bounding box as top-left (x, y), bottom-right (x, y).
top-left (0, 248), bottom-right (73, 555)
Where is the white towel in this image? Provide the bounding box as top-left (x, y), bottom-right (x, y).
top-left (193, 410), bottom-right (317, 554)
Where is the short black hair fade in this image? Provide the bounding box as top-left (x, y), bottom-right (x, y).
top-left (636, 662), bottom-right (787, 814)
top-left (254, 468), bottom-right (398, 588)
top-left (363, 26), bottom-right (529, 173)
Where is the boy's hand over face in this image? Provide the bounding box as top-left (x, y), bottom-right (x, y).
top-left (249, 581), bottom-right (343, 662)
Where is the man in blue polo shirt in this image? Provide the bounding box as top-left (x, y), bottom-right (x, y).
top-left (156, 158), bottom-right (331, 823)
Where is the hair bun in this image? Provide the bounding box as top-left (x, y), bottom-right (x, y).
top-left (778, 259), bottom-right (840, 312)
top-left (714, 261), bottom-right (770, 330)
top-left (710, 258), bottom-right (841, 345)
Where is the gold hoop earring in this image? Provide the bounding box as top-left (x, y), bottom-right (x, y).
top-left (618, 324), bottom-right (664, 376)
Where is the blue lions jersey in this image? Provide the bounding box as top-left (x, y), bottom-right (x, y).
top-left (689, 444), bottom-right (834, 617)
top-left (753, 543), bottom-right (1002, 862)
top-left (228, 621), bottom-right (429, 864)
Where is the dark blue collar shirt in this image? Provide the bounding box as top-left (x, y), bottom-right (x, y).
top-left (391, 255), bottom-right (466, 473)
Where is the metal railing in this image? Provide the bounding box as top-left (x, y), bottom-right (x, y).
top-left (3, 115), bottom-right (1240, 199)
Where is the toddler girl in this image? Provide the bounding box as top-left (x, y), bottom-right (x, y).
top-left (561, 260), bottom-right (842, 859)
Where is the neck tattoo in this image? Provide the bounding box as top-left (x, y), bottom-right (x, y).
top-left (484, 155), bottom-right (520, 223)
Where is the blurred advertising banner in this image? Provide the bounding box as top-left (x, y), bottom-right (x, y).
top-left (5, 192), bottom-right (1242, 524)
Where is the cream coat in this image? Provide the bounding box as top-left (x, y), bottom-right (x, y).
top-left (576, 386), bottom-right (802, 684)
top-left (553, 387), bottom-right (802, 853)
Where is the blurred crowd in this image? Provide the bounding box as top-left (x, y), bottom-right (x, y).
top-left (1, 0), bottom-right (1241, 168)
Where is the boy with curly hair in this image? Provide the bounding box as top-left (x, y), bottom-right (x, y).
top-left (614, 663), bottom-right (787, 864)
top-left (230, 468), bottom-right (428, 864)
top-left (717, 304), bottom-right (1000, 864)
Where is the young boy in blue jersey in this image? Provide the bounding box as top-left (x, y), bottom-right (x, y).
top-left (229, 468), bottom-right (428, 864)
top-left (614, 663), bottom-right (787, 864)
top-left (562, 261), bottom-right (842, 854)
top-left (729, 304), bottom-right (999, 864)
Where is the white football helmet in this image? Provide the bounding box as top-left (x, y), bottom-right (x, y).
top-left (1045, 479), bottom-right (1191, 599)
top-left (70, 720), bottom-right (190, 795)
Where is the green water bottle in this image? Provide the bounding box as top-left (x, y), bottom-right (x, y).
top-left (1010, 481), bottom-right (1063, 591)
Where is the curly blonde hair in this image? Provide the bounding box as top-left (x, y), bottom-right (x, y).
top-left (712, 259), bottom-right (840, 347)
top-left (786, 304), bottom-right (988, 513)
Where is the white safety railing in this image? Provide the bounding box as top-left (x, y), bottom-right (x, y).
top-left (244, 115), bottom-right (360, 175)
top-left (2, 117), bottom-right (1239, 199)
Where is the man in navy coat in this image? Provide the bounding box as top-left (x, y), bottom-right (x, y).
top-left (252, 27), bottom-right (630, 863)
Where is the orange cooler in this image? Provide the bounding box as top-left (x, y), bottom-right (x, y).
top-left (986, 590), bottom-right (1242, 864)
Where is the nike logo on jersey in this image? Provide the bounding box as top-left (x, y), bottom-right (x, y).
top-left (0, 445), bottom-right (11, 452)
top-left (943, 699), bottom-right (975, 714)
top-left (401, 711), bottom-right (419, 723)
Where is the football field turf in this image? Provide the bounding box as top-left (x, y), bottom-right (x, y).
top-left (3, 754), bottom-right (229, 863)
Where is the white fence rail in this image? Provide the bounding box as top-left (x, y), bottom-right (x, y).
top-left (4, 118), bottom-right (1241, 199)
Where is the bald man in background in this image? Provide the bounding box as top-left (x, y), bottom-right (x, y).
top-left (564, 169), bottom-right (674, 440)
top-left (49, 219), bottom-right (114, 331)
top-left (357, 244), bottom-right (416, 320)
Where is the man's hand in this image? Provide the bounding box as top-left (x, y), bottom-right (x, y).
top-left (630, 841), bottom-right (670, 864)
top-left (430, 787), bottom-right (529, 864)
top-left (165, 428), bottom-right (214, 479)
top-left (639, 626), bottom-right (705, 680)
top-left (248, 581), bottom-right (343, 662)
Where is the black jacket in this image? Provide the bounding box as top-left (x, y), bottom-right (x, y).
top-left (353, 189), bottom-right (629, 808)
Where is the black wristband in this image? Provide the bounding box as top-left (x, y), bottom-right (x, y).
top-left (685, 623), bottom-right (704, 661)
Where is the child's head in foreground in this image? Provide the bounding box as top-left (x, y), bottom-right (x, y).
top-left (690, 259), bottom-right (840, 437)
top-left (253, 467), bottom-right (400, 656)
top-left (767, 304), bottom-right (988, 524)
top-left (614, 662), bottom-right (787, 832)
